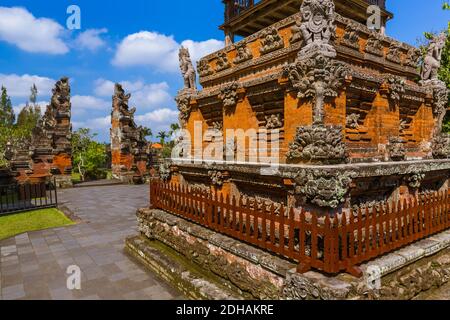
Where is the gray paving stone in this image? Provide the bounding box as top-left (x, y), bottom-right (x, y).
top-left (0, 185), bottom-right (182, 300)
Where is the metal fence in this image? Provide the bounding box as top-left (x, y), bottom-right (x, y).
top-left (150, 181), bottom-right (450, 277)
top-left (0, 179), bottom-right (58, 215)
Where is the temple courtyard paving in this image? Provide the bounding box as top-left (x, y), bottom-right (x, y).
top-left (0, 184), bottom-right (183, 300)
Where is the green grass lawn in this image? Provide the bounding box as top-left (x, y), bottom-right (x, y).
top-left (0, 208), bottom-right (74, 241)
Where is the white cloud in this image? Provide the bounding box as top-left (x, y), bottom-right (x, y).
top-left (94, 78), bottom-right (173, 110)
top-left (112, 31), bottom-right (223, 72)
top-left (0, 73), bottom-right (55, 98)
top-left (71, 95), bottom-right (111, 111)
top-left (135, 108), bottom-right (178, 124)
top-left (0, 7), bottom-right (68, 54)
top-left (74, 28), bottom-right (108, 52)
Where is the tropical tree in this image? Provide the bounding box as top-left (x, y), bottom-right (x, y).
top-left (438, 2), bottom-right (450, 132)
top-left (157, 131), bottom-right (169, 146)
top-left (141, 126), bottom-right (153, 140)
top-left (72, 128), bottom-right (107, 182)
top-left (0, 86), bottom-right (14, 126)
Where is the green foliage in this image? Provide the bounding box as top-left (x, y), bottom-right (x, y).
top-left (434, 2), bottom-right (450, 132)
top-left (72, 128), bottom-right (108, 181)
top-left (0, 85), bottom-right (42, 168)
top-left (0, 86), bottom-right (15, 127)
top-left (157, 131), bottom-right (169, 146)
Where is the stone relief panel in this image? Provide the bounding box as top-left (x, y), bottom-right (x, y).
top-left (259, 27), bottom-right (284, 55)
top-left (233, 42), bottom-right (253, 64)
top-left (287, 125), bottom-right (347, 164)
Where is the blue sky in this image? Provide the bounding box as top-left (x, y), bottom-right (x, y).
top-left (0, 0), bottom-right (448, 142)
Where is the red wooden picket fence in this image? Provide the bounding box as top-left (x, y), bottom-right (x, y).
top-left (150, 180), bottom-right (450, 277)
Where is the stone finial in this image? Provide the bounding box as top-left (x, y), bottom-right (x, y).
top-left (179, 46), bottom-right (197, 90)
top-left (298, 0), bottom-right (336, 59)
top-left (421, 33), bottom-right (446, 83)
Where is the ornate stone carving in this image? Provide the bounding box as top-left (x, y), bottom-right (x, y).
top-left (298, 0), bottom-right (336, 58)
top-left (216, 51), bottom-right (231, 72)
top-left (406, 172), bottom-right (425, 189)
top-left (388, 137), bottom-right (406, 161)
top-left (294, 169), bottom-right (354, 208)
top-left (386, 42), bottom-right (403, 64)
top-left (405, 47), bottom-right (421, 69)
top-left (208, 170), bottom-right (226, 187)
top-left (283, 272), bottom-right (332, 300)
top-left (431, 85), bottom-right (449, 134)
top-left (159, 163), bottom-right (171, 181)
top-left (233, 42), bottom-right (253, 64)
top-left (197, 59), bottom-right (214, 77)
top-left (219, 82), bottom-right (240, 110)
top-left (384, 76), bottom-right (406, 102)
top-left (290, 19), bottom-right (303, 44)
top-left (175, 94), bottom-right (192, 127)
top-left (259, 27), bottom-right (284, 55)
top-left (346, 113), bottom-right (360, 129)
top-left (287, 124), bottom-right (347, 164)
top-left (265, 114), bottom-right (283, 129)
top-left (365, 32), bottom-right (384, 57)
top-left (341, 21), bottom-right (361, 50)
top-left (283, 54), bottom-right (351, 124)
top-left (432, 134), bottom-right (450, 159)
top-left (421, 33), bottom-right (446, 83)
top-left (179, 46), bottom-right (197, 90)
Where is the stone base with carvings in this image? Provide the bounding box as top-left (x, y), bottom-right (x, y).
top-left (129, 208), bottom-right (450, 300)
top-left (54, 175), bottom-right (73, 189)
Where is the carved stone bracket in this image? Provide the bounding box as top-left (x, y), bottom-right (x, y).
top-left (287, 124), bottom-right (347, 164)
top-left (197, 59), bottom-right (214, 77)
top-left (365, 32), bottom-right (384, 57)
top-left (175, 93), bottom-right (193, 127)
top-left (388, 137), bottom-right (406, 161)
top-left (405, 47), bottom-right (421, 69)
top-left (346, 113), bottom-right (360, 130)
top-left (432, 134), bottom-right (450, 159)
top-left (383, 75), bottom-right (406, 103)
top-left (294, 169), bottom-right (355, 208)
top-left (386, 42), bottom-right (403, 64)
top-left (283, 54), bottom-right (351, 124)
top-left (265, 113), bottom-right (284, 129)
top-left (259, 27), bottom-right (284, 55)
top-left (406, 172), bottom-right (426, 189)
top-left (208, 170), bottom-right (228, 187)
top-left (216, 51), bottom-right (231, 72)
top-left (341, 20), bottom-right (361, 50)
top-left (233, 42), bottom-right (253, 64)
top-left (219, 82), bottom-right (241, 111)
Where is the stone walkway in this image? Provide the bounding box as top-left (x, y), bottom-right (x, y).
top-left (0, 185), bottom-right (183, 300)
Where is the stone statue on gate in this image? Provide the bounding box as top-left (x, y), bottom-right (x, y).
top-left (299, 0), bottom-right (336, 59)
top-left (421, 33), bottom-right (446, 83)
top-left (179, 46), bottom-right (197, 91)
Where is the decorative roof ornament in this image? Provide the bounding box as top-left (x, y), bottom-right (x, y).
top-left (179, 46), bottom-right (197, 91)
top-left (421, 33), bottom-right (446, 84)
top-left (298, 0), bottom-right (336, 59)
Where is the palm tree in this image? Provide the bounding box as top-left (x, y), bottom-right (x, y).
top-left (157, 131), bottom-right (169, 146)
top-left (169, 123), bottom-right (180, 137)
top-left (142, 127), bottom-right (153, 139)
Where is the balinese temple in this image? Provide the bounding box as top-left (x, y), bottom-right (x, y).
top-left (128, 0), bottom-right (450, 300)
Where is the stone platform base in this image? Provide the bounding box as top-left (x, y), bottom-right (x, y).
top-left (131, 208), bottom-right (450, 300)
